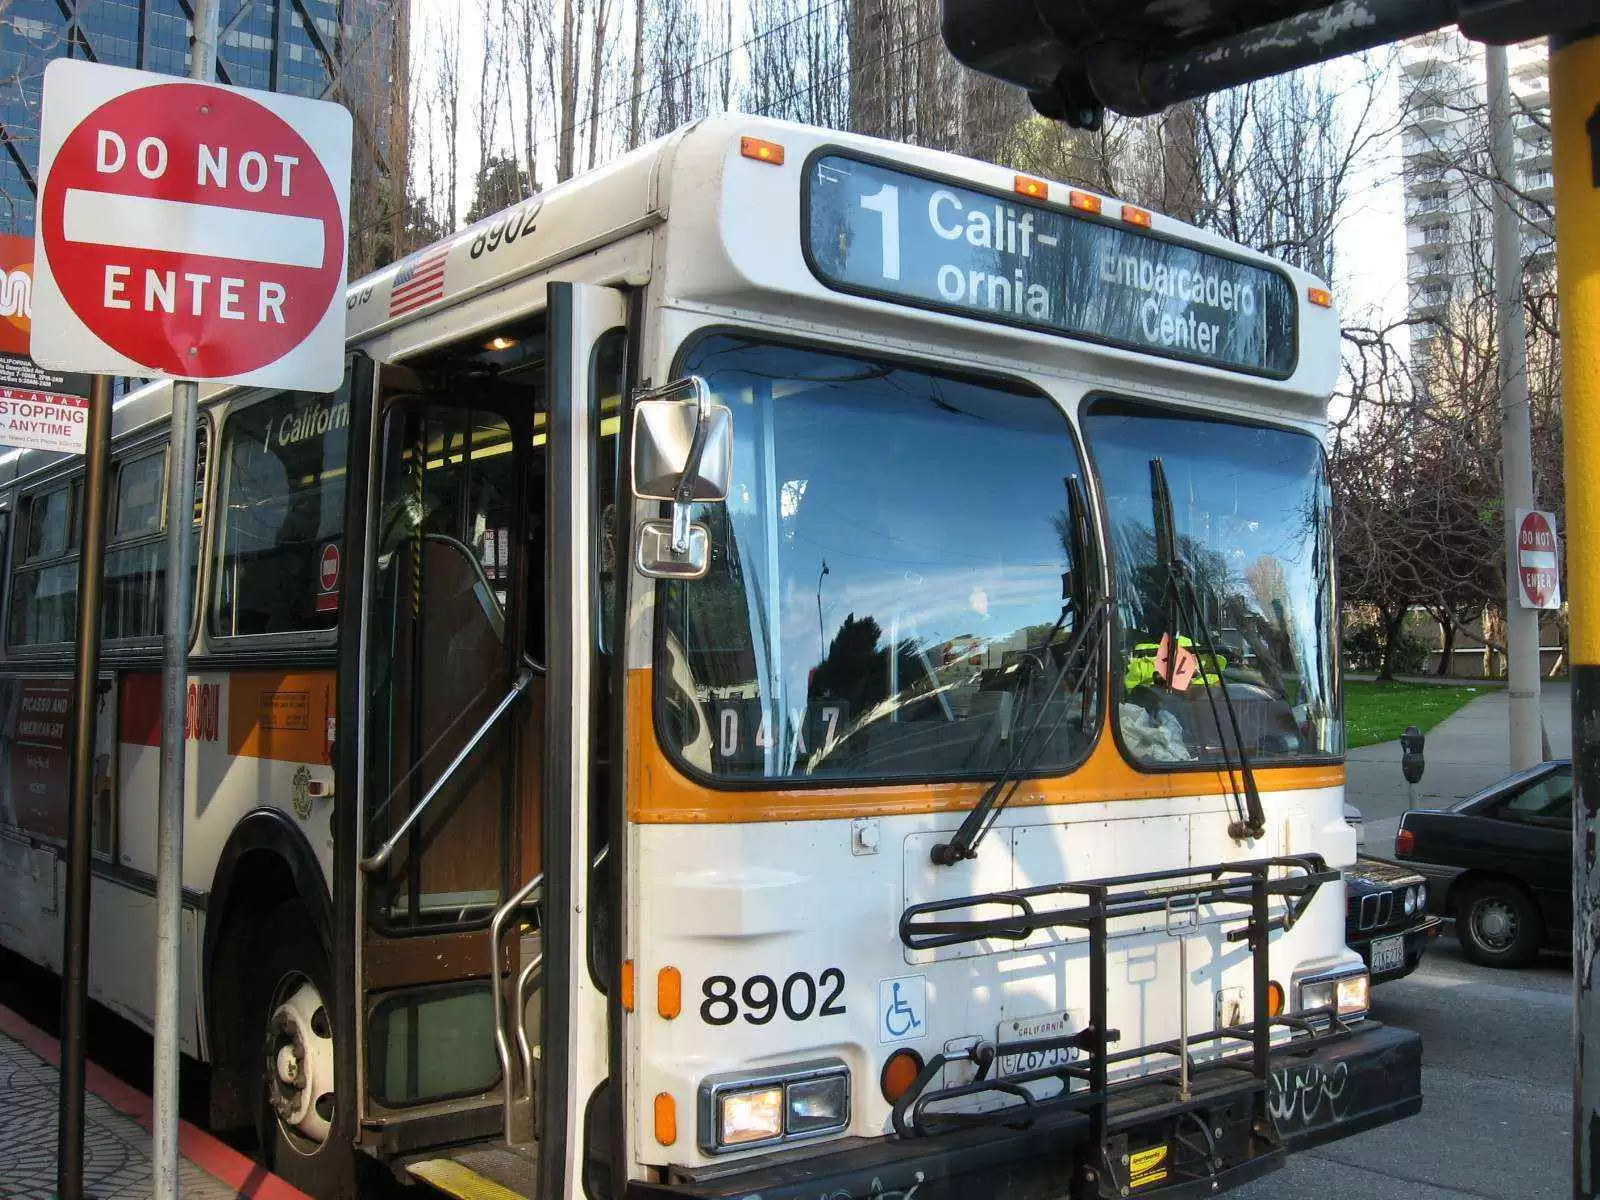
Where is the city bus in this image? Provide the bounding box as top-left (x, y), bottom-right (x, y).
top-left (0, 115), bottom-right (1421, 1199)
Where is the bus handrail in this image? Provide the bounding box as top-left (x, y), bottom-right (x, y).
top-left (359, 666), bottom-right (533, 873)
top-left (490, 871), bottom-right (545, 1145)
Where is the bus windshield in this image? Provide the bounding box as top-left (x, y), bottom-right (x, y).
top-left (1084, 397), bottom-right (1340, 766)
top-left (657, 334), bottom-right (1100, 784)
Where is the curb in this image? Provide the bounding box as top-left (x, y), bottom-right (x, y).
top-left (0, 1002), bottom-right (313, 1200)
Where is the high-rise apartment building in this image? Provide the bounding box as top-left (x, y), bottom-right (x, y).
top-left (0, 0), bottom-right (408, 272)
top-left (1398, 29), bottom-right (1554, 365)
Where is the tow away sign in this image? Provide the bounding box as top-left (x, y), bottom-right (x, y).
top-left (30, 59), bottom-right (351, 390)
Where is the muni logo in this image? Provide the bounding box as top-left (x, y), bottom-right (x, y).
top-left (0, 268), bottom-right (31, 324)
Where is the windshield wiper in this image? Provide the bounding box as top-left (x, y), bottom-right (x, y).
top-left (1149, 458), bottom-right (1266, 841)
top-left (932, 475), bottom-right (1104, 867)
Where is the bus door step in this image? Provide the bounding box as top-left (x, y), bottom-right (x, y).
top-left (407, 1145), bottom-right (539, 1200)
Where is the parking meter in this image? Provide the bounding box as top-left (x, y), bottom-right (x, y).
top-left (1400, 726), bottom-right (1425, 803)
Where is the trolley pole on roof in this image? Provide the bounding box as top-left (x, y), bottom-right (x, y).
top-left (150, 1), bottom-right (220, 1194)
top-left (55, 374), bottom-right (114, 1200)
top-left (1556, 26), bottom-right (1600, 1200)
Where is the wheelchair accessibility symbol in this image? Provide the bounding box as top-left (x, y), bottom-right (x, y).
top-left (878, 975), bottom-right (927, 1043)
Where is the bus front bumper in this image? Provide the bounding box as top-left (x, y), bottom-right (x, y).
top-left (628, 1022), bottom-right (1421, 1200)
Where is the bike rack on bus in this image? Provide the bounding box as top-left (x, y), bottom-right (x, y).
top-left (894, 856), bottom-right (1343, 1195)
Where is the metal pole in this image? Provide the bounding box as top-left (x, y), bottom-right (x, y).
top-left (152, 8), bottom-right (219, 1196)
top-left (1487, 45), bottom-right (1543, 773)
top-left (1556, 28), bottom-right (1600, 1200)
top-left (55, 374), bottom-right (114, 1200)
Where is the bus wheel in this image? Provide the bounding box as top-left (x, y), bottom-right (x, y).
top-left (251, 903), bottom-right (358, 1198)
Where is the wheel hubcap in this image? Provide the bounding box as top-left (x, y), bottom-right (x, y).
top-left (1472, 898), bottom-right (1517, 952)
top-left (265, 975), bottom-right (335, 1150)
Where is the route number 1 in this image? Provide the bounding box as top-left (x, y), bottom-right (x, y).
top-left (859, 183), bottom-right (900, 280)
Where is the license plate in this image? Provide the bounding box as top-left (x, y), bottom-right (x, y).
top-left (1371, 933), bottom-right (1405, 974)
top-left (997, 1012), bottom-right (1079, 1076)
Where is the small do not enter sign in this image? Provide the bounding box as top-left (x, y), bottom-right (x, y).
top-left (30, 59), bottom-right (352, 390)
top-left (320, 542), bottom-right (341, 593)
top-left (1516, 509), bottom-right (1561, 610)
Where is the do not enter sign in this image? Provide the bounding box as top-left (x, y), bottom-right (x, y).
top-left (1517, 509), bottom-right (1562, 610)
top-left (30, 59), bottom-right (351, 390)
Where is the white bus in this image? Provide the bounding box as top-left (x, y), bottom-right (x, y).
top-left (0, 116), bottom-right (1420, 1200)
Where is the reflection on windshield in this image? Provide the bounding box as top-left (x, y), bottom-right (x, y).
top-left (657, 335), bottom-right (1099, 783)
top-left (1085, 398), bottom-right (1339, 766)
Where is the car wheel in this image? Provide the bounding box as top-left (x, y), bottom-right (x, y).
top-left (1455, 880), bottom-right (1541, 968)
top-left (251, 903), bottom-right (362, 1199)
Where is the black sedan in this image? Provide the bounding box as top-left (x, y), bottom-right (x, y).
top-left (1394, 759), bottom-right (1572, 968)
top-left (1345, 856), bottom-right (1441, 983)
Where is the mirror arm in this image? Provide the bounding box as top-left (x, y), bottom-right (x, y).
top-left (672, 382), bottom-right (712, 552)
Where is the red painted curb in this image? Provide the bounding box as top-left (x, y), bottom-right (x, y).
top-left (0, 1003), bottom-right (314, 1200)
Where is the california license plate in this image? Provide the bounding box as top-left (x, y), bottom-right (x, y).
top-left (1371, 933), bottom-right (1405, 974)
top-left (997, 1012), bottom-right (1079, 1076)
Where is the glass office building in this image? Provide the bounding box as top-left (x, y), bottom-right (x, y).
top-left (0, 0), bottom-right (407, 251)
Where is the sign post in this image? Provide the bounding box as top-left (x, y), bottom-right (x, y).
top-left (30, 38), bottom-right (349, 1200)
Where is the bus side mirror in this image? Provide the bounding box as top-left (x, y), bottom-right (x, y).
top-left (631, 376), bottom-right (732, 580)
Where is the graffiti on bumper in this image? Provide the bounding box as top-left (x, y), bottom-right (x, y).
top-left (1269, 1060), bottom-right (1350, 1128)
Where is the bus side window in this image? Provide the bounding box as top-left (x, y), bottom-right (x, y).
top-left (211, 391), bottom-right (348, 639)
top-left (104, 430), bottom-right (210, 643)
top-left (9, 478), bottom-right (82, 646)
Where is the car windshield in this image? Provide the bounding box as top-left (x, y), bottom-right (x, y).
top-left (656, 334), bottom-right (1100, 783)
top-left (1084, 397), bottom-right (1340, 766)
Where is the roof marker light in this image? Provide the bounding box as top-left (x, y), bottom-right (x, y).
top-left (1120, 203), bottom-right (1153, 227)
top-left (1069, 190), bottom-right (1102, 215)
top-left (740, 137), bottom-right (785, 165)
top-left (1013, 174), bottom-right (1048, 199)
top-left (1308, 286), bottom-right (1334, 308)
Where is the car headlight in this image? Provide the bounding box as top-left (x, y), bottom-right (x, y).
top-left (1403, 887), bottom-right (1417, 915)
top-left (1295, 967), bottom-right (1370, 1021)
top-left (700, 1060), bottom-right (850, 1153)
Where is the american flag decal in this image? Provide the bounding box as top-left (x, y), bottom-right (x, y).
top-left (388, 243), bottom-right (450, 317)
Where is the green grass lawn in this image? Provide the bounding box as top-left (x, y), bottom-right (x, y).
top-left (1344, 679), bottom-right (1502, 748)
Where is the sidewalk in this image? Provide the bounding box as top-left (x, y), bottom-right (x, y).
top-left (1349, 679), bottom-right (1570, 850)
top-left (0, 1005), bottom-right (309, 1200)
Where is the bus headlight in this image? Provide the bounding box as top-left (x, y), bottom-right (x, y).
top-left (1295, 966), bottom-right (1370, 1021)
top-left (700, 1060), bottom-right (851, 1153)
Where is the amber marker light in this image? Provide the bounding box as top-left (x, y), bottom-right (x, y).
top-left (654, 1093), bottom-right (678, 1145)
top-left (1068, 190), bottom-right (1102, 214)
top-left (1013, 174), bottom-right (1048, 199)
top-left (1120, 203), bottom-right (1153, 228)
top-left (1267, 981), bottom-right (1286, 1017)
top-left (880, 1048), bottom-right (924, 1103)
top-left (740, 136), bottom-right (785, 165)
top-left (621, 959), bottom-right (635, 1012)
top-left (658, 966), bottom-right (682, 1019)
top-left (1308, 286), bottom-right (1334, 308)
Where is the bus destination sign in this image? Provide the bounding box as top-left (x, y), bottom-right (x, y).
top-left (804, 154), bottom-right (1298, 376)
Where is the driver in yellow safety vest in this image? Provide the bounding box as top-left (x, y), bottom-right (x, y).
top-left (1123, 634), bottom-right (1225, 693)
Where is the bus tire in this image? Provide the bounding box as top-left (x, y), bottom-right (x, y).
top-left (250, 902), bottom-right (360, 1199)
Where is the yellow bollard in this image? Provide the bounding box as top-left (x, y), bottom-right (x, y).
top-left (1554, 28), bottom-right (1600, 1200)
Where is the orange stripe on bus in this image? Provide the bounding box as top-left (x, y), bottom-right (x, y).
top-left (624, 669), bottom-right (1343, 824)
top-left (227, 670), bottom-right (336, 765)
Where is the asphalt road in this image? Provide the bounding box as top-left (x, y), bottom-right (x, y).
top-left (1236, 936), bottom-right (1571, 1200)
